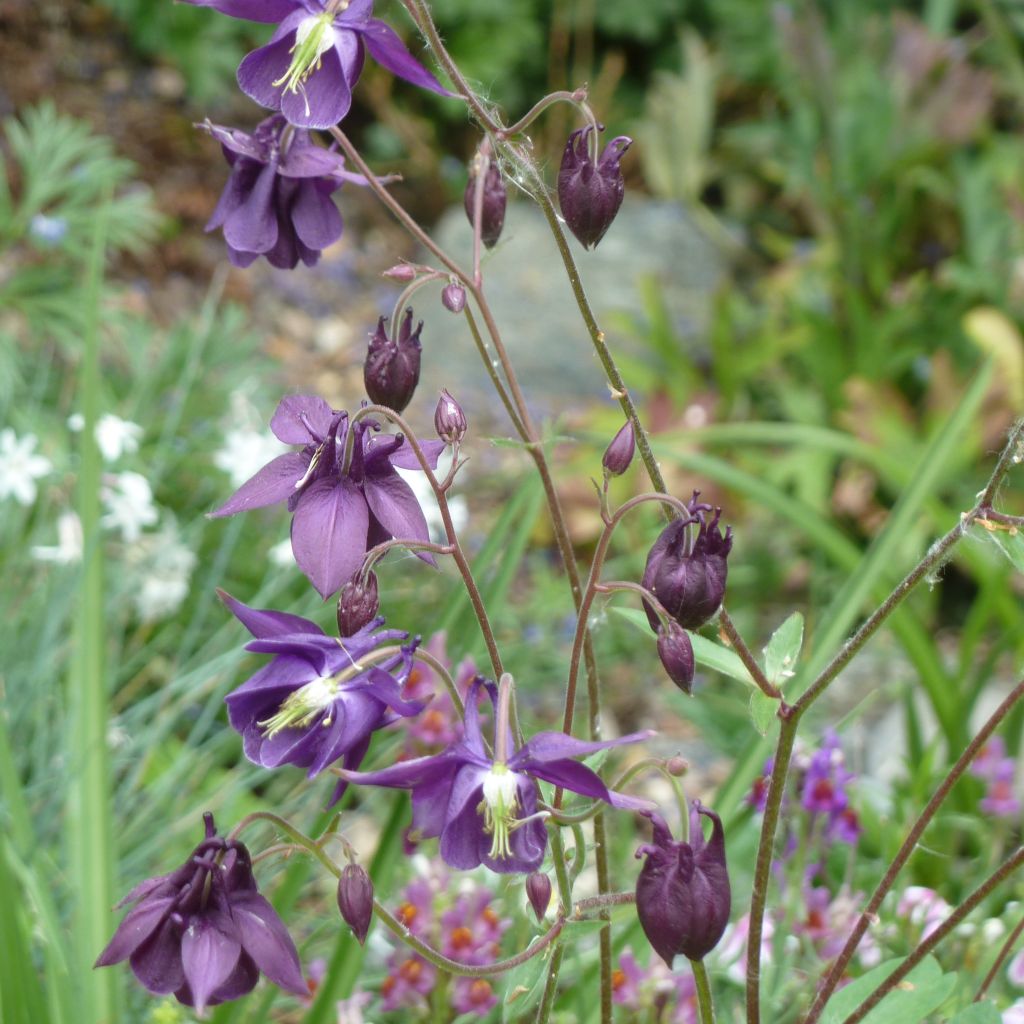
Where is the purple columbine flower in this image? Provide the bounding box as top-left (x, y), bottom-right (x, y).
top-left (970, 735), bottom-right (1022, 818)
top-left (183, 0), bottom-right (453, 129)
top-left (340, 675), bottom-right (654, 873)
top-left (202, 115), bottom-right (367, 269)
top-left (363, 308), bottom-right (423, 413)
top-left (635, 803), bottom-right (731, 966)
top-left (220, 591), bottom-right (424, 804)
top-left (95, 813), bottom-right (306, 1013)
top-left (641, 492), bottom-right (732, 632)
top-left (557, 125), bottom-right (632, 249)
top-left (211, 394), bottom-right (444, 598)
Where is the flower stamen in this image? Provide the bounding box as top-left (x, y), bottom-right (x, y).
top-left (273, 13), bottom-right (337, 105)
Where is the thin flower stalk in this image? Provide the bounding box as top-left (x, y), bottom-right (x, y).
top-left (974, 906), bottom-right (1024, 1002)
top-left (693, 959), bottom-right (716, 1024)
top-left (718, 607), bottom-right (783, 702)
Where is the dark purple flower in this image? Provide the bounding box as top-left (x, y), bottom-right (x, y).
top-left (210, 394), bottom-right (445, 598)
top-left (434, 389), bottom-right (467, 445)
top-left (602, 420), bottom-right (635, 477)
top-left (642, 493), bottom-right (733, 632)
top-left (656, 623), bottom-right (695, 695)
top-left (364, 309), bottom-right (422, 413)
top-left (557, 125), bottom-right (632, 249)
top-left (337, 863), bottom-right (374, 944)
top-left (464, 158), bottom-right (506, 249)
top-left (95, 813), bottom-right (306, 1013)
top-left (635, 802), bottom-right (730, 966)
top-left (336, 570), bottom-right (379, 636)
top-left (202, 115), bottom-right (364, 269)
top-left (525, 872), bottom-right (552, 923)
top-left (183, 0), bottom-right (453, 130)
top-left (340, 676), bottom-right (654, 873)
top-left (220, 591), bottom-right (424, 803)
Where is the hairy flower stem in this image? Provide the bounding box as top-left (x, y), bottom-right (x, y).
top-left (498, 88), bottom-right (589, 138)
top-left (841, 847), bottom-right (1024, 1024)
top-left (692, 959), bottom-right (716, 1024)
top-left (803, 675), bottom-right (1024, 1023)
top-left (975, 905), bottom-right (1024, 1002)
top-left (534, 943), bottom-right (565, 1024)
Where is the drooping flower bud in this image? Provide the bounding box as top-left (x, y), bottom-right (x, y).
top-left (336, 571), bottom-right (379, 636)
top-left (383, 263), bottom-right (418, 282)
top-left (464, 159), bottom-right (507, 249)
top-left (641, 494), bottom-right (732, 632)
top-left (364, 308), bottom-right (423, 413)
top-left (602, 420), bottom-right (635, 476)
top-left (434, 389), bottom-right (467, 445)
top-left (337, 863), bottom-right (374, 945)
top-left (557, 126), bottom-right (632, 250)
top-left (442, 282), bottom-right (466, 313)
top-left (656, 623), bottom-right (695, 695)
top-left (525, 872), bottom-right (552, 923)
top-left (635, 803), bottom-right (730, 966)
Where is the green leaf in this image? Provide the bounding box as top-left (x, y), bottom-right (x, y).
top-left (763, 611), bottom-right (804, 686)
top-left (944, 1003), bottom-right (1001, 1024)
top-left (610, 606), bottom-right (753, 685)
top-left (819, 956), bottom-right (956, 1024)
top-left (983, 525), bottom-right (1024, 574)
top-left (502, 944), bottom-right (552, 1021)
top-left (749, 689), bottom-right (778, 736)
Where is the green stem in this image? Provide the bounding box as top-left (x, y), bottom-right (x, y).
top-left (692, 959), bottom-right (716, 1024)
top-left (534, 943), bottom-right (565, 1024)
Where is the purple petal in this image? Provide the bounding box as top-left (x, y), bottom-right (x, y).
top-left (230, 893), bottom-right (307, 996)
top-left (408, 773), bottom-right (458, 838)
top-left (206, 159), bottom-right (261, 232)
top-left (200, 951), bottom-right (259, 1005)
top-left (180, 0), bottom-right (298, 23)
top-left (353, 666), bottom-right (426, 717)
top-left (181, 917), bottom-right (242, 1014)
top-left (223, 160), bottom-right (280, 254)
top-left (129, 918), bottom-right (185, 995)
top-left (202, 122), bottom-right (265, 163)
top-left (278, 141), bottom-right (347, 179)
top-left (439, 766), bottom-right (490, 869)
top-left (225, 656), bottom-right (318, 734)
top-left (512, 729), bottom-right (654, 766)
top-left (271, 394), bottom-right (335, 444)
top-left (218, 590), bottom-right (323, 639)
top-left (356, 19), bottom-right (454, 96)
top-left (211, 451), bottom-right (310, 517)
top-left (486, 780), bottom-right (546, 874)
top-left (460, 677), bottom-right (493, 757)
top-left (279, 44), bottom-right (354, 130)
top-left (327, 731), bottom-right (373, 806)
top-left (290, 180), bottom-right (343, 250)
top-left (523, 759), bottom-right (612, 803)
top-left (338, 748), bottom-right (464, 789)
top-left (236, 11), bottom-right (309, 110)
top-left (95, 897), bottom-right (176, 967)
top-left (361, 470), bottom-right (436, 566)
top-left (291, 477), bottom-right (370, 599)
top-left (387, 438), bottom-right (446, 471)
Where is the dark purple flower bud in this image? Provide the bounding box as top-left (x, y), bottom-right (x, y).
top-left (557, 125), bottom-right (632, 249)
top-left (95, 813), bottom-right (307, 1013)
top-left (656, 623), bottom-right (695, 695)
top-left (442, 282), bottom-right (466, 314)
top-left (602, 420), bottom-right (635, 476)
top-left (434, 389), bottom-right (467, 445)
top-left (525, 872), bottom-right (552, 923)
top-left (635, 803), bottom-right (730, 966)
top-left (641, 493), bottom-right (732, 631)
top-left (337, 571), bottom-right (379, 636)
top-left (337, 863), bottom-right (374, 945)
top-left (364, 308), bottom-right (423, 413)
top-left (464, 159), bottom-right (506, 249)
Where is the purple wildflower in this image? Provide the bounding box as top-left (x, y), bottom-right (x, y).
top-left (340, 676), bottom-right (654, 873)
top-left (210, 394), bottom-right (445, 598)
top-left (970, 736), bottom-right (1022, 819)
top-left (557, 125), bottom-right (632, 249)
top-left (363, 309), bottom-right (423, 413)
top-left (801, 730), bottom-right (861, 844)
top-left (202, 115), bottom-right (366, 269)
top-left (398, 632), bottom-right (476, 754)
top-left (381, 954), bottom-right (435, 1011)
top-left (897, 886), bottom-right (951, 941)
top-left (219, 591), bottom-right (423, 804)
top-left (95, 813), bottom-right (306, 1013)
top-left (183, 0), bottom-right (452, 130)
top-left (452, 977), bottom-right (499, 1015)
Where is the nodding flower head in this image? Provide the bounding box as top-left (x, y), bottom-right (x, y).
top-left (635, 802), bottom-right (730, 966)
top-left (364, 309), bottom-right (423, 414)
top-left (95, 813), bottom-right (306, 1013)
top-left (641, 492), bottom-right (732, 632)
top-left (464, 157), bottom-right (506, 249)
top-left (557, 125), bottom-right (632, 249)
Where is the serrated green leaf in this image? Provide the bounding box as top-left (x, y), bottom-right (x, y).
top-left (763, 611), bottom-right (804, 686)
top-left (610, 606), bottom-right (754, 685)
top-left (749, 689), bottom-right (778, 736)
top-left (944, 1003), bottom-right (1001, 1024)
top-left (820, 956), bottom-right (956, 1024)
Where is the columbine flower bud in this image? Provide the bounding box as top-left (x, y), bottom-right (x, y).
top-left (525, 872), bottom-right (552, 923)
top-left (383, 263), bottom-right (418, 282)
top-left (464, 159), bottom-right (506, 249)
top-left (635, 803), bottom-right (730, 966)
top-left (364, 308), bottom-right (423, 413)
top-left (656, 623), bottom-right (695, 695)
top-left (442, 282), bottom-right (466, 314)
top-left (434, 389), bottom-right (467, 445)
top-left (336, 571), bottom-right (379, 637)
top-left (557, 125), bottom-right (632, 249)
top-left (602, 420), bottom-right (635, 476)
top-left (337, 863), bottom-right (374, 945)
top-left (641, 494), bottom-right (732, 632)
